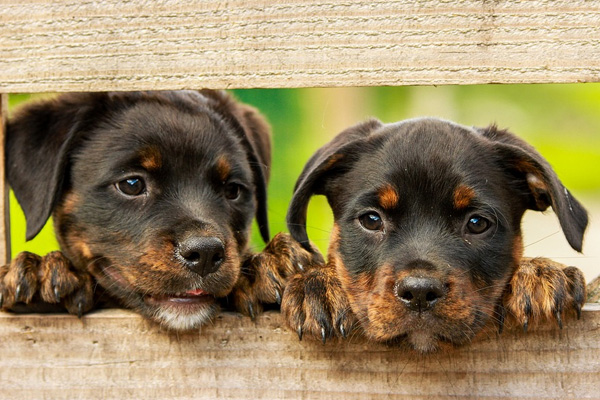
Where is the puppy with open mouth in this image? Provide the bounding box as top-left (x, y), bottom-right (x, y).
top-left (1, 90), bottom-right (309, 330)
top-left (282, 117), bottom-right (588, 352)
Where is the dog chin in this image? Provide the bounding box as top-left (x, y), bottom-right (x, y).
top-left (405, 331), bottom-right (442, 353)
top-left (145, 300), bottom-right (220, 331)
top-left (376, 323), bottom-right (473, 353)
top-left (401, 327), bottom-right (474, 353)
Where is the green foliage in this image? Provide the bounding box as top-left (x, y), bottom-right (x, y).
top-left (9, 84), bottom-right (600, 256)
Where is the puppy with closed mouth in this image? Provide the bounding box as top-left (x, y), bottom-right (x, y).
top-left (282, 117), bottom-right (588, 352)
top-left (1, 90), bottom-right (308, 330)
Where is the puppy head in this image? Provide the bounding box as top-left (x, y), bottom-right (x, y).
top-left (7, 90), bottom-right (271, 330)
top-left (288, 117), bottom-right (587, 352)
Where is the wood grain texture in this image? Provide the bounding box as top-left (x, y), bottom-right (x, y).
top-left (588, 275), bottom-right (600, 302)
top-left (0, 306), bottom-right (599, 399)
top-left (0, 94), bottom-right (9, 264)
top-left (1, 0), bottom-right (600, 93)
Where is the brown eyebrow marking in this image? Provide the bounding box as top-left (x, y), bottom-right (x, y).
top-left (453, 184), bottom-right (476, 210)
top-left (216, 155), bottom-right (231, 181)
top-left (378, 184), bottom-right (399, 209)
top-left (139, 146), bottom-right (163, 171)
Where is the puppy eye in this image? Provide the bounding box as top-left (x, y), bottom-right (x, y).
top-left (466, 215), bottom-right (490, 235)
top-left (224, 183), bottom-right (241, 200)
top-left (116, 177), bottom-right (146, 196)
top-left (359, 212), bottom-right (384, 231)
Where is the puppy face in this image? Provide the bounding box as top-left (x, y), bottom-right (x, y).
top-left (288, 118), bottom-right (587, 352)
top-left (7, 90), bottom-right (271, 330)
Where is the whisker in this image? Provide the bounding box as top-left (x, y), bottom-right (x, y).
top-left (286, 222), bottom-right (333, 235)
top-left (524, 230), bottom-right (561, 248)
top-left (469, 283), bottom-right (509, 295)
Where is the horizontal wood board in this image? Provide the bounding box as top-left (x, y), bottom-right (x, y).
top-left (1, 0), bottom-right (600, 93)
top-left (0, 306), bottom-right (599, 399)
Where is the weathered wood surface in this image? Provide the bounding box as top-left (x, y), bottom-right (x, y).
top-left (1, 0), bottom-right (600, 93)
top-left (588, 275), bottom-right (600, 303)
top-left (0, 306), bottom-right (599, 399)
top-left (0, 94), bottom-right (9, 264)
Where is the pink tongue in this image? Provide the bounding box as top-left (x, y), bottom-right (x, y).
top-left (186, 289), bottom-right (207, 296)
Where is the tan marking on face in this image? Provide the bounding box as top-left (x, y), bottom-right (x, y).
top-left (377, 184), bottom-right (399, 209)
top-left (65, 229), bottom-right (94, 261)
top-left (330, 227), bottom-right (379, 328)
top-left (60, 191), bottom-right (80, 214)
top-left (139, 146), bottom-right (163, 171)
top-left (52, 204), bottom-right (93, 269)
top-left (76, 241), bottom-right (93, 259)
top-left (134, 238), bottom-right (240, 296)
top-left (216, 155), bottom-right (231, 182)
top-left (435, 275), bottom-right (478, 321)
top-left (453, 184), bottom-right (476, 210)
top-left (327, 222), bottom-right (341, 256)
top-left (511, 233), bottom-right (524, 271)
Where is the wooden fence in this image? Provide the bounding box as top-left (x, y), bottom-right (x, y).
top-left (1, 1), bottom-right (599, 398)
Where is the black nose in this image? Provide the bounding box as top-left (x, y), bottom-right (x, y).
top-left (176, 236), bottom-right (225, 277)
top-left (395, 276), bottom-right (445, 312)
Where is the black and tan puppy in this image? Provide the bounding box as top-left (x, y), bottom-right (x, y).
top-left (1, 90), bottom-right (307, 330)
top-left (283, 117), bottom-right (587, 352)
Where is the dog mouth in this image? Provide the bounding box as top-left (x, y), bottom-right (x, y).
top-left (143, 288), bottom-right (215, 306)
top-left (92, 258), bottom-right (229, 330)
top-left (143, 287), bottom-right (221, 330)
top-left (363, 302), bottom-right (486, 352)
top-left (96, 261), bottom-right (218, 308)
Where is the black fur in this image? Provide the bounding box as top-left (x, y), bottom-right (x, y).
top-left (288, 118), bottom-right (587, 255)
top-left (5, 90), bottom-right (272, 330)
top-left (284, 117), bottom-right (588, 351)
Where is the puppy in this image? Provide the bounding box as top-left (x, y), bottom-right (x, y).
top-left (282, 117), bottom-right (588, 352)
top-left (1, 90), bottom-right (306, 330)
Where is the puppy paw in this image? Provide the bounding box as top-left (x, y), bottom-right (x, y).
top-left (281, 267), bottom-right (357, 343)
top-left (0, 251), bottom-right (94, 316)
top-left (0, 252), bottom-right (41, 307)
top-left (232, 232), bottom-right (319, 318)
top-left (502, 257), bottom-right (586, 332)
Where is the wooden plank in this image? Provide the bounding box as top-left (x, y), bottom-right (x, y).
top-left (1, 0), bottom-right (600, 93)
top-left (589, 275), bottom-right (600, 302)
top-left (0, 306), bottom-right (599, 399)
top-left (0, 94), bottom-right (9, 264)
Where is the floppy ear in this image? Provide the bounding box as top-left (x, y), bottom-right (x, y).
top-left (287, 119), bottom-right (384, 250)
top-left (481, 126), bottom-right (588, 252)
top-left (6, 93), bottom-right (100, 241)
top-left (200, 90), bottom-right (272, 243)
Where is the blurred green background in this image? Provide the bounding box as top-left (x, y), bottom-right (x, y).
top-left (8, 84), bottom-right (600, 257)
